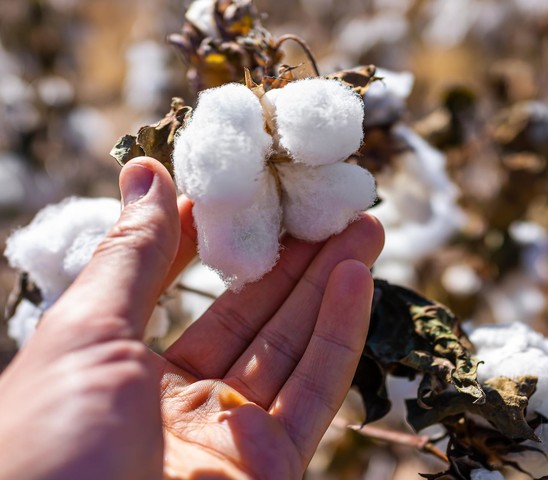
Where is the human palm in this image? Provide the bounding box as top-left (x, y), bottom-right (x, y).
top-left (156, 212), bottom-right (383, 479)
top-left (0, 159), bottom-right (383, 480)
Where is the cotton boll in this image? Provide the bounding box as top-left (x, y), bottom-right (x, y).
top-left (7, 299), bottom-right (42, 347)
top-left (185, 0), bottom-right (218, 38)
top-left (371, 126), bottom-right (464, 266)
top-left (173, 84), bottom-right (271, 209)
top-left (278, 162), bottom-right (376, 242)
top-left (363, 68), bottom-right (414, 127)
top-left (466, 322), bottom-right (548, 419)
top-left (470, 469), bottom-right (504, 480)
top-left (267, 79), bottom-right (364, 166)
top-left (5, 197), bottom-right (120, 306)
top-left (193, 173), bottom-right (282, 291)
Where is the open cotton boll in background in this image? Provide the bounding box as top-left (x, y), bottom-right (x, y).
top-left (278, 162), bottom-right (377, 242)
top-left (7, 299), bottom-right (42, 348)
top-left (5, 197), bottom-right (121, 306)
top-left (466, 322), bottom-right (548, 419)
top-left (193, 173), bottom-right (282, 291)
top-left (179, 261), bottom-right (226, 321)
top-left (372, 128), bottom-right (464, 285)
top-left (184, 0), bottom-right (218, 38)
top-left (363, 68), bottom-right (414, 127)
top-left (267, 78), bottom-right (364, 166)
top-left (470, 469), bottom-right (504, 480)
top-left (173, 84), bottom-right (271, 208)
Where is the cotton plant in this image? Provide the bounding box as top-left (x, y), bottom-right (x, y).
top-left (342, 68), bottom-right (465, 286)
top-left (173, 78), bottom-right (377, 290)
top-left (372, 126), bottom-right (464, 286)
top-left (4, 196), bottom-right (169, 346)
top-left (466, 322), bottom-right (548, 478)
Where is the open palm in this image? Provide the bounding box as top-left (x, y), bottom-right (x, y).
top-left (0, 159), bottom-right (383, 480)
top-left (157, 212), bottom-right (383, 479)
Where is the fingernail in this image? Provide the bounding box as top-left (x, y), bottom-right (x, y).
top-left (121, 165), bottom-right (154, 206)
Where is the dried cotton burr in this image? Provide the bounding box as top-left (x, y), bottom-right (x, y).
top-left (173, 78), bottom-right (377, 291)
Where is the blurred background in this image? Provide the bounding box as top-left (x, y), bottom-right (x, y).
top-left (0, 0), bottom-right (547, 478)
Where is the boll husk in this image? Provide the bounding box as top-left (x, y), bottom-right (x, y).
top-left (173, 79), bottom-right (377, 290)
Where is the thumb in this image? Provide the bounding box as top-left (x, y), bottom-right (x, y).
top-left (44, 157), bottom-right (181, 344)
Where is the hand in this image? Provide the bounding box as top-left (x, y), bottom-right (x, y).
top-left (0, 158), bottom-right (384, 480)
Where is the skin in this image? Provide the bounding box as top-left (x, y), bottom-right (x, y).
top-left (0, 157), bottom-right (384, 480)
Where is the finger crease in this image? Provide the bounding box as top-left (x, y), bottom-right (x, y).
top-left (210, 305), bottom-right (257, 344)
top-left (313, 331), bottom-right (362, 356)
top-left (292, 369), bottom-right (338, 417)
top-left (257, 328), bottom-right (301, 364)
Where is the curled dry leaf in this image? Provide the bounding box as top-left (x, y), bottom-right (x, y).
top-left (110, 97), bottom-right (191, 176)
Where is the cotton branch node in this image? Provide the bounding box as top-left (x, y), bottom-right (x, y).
top-left (173, 78), bottom-right (377, 291)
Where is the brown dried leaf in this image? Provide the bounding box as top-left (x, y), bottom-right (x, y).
top-left (110, 98), bottom-right (190, 176)
top-left (407, 375), bottom-right (539, 441)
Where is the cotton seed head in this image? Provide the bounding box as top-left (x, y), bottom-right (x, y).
top-left (173, 83), bottom-right (272, 209)
top-left (266, 78), bottom-right (364, 166)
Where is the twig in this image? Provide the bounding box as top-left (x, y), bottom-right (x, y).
top-left (334, 419), bottom-right (449, 464)
top-left (274, 34), bottom-right (320, 76)
top-left (174, 283), bottom-right (218, 300)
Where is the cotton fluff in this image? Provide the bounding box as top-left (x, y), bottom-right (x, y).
top-left (467, 322), bottom-right (548, 477)
top-left (278, 162), bottom-right (376, 242)
top-left (363, 68), bottom-right (414, 127)
top-left (266, 78), bottom-right (364, 166)
top-left (7, 299), bottom-right (42, 347)
top-left (372, 125), bottom-right (464, 286)
top-left (5, 196), bottom-right (173, 345)
top-left (470, 469), bottom-right (504, 480)
top-left (466, 322), bottom-right (548, 419)
top-left (5, 197), bottom-right (121, 306)
top-left (173, 83), bottom-right (272, 209)
top-left (193, 174), bottom-right (282, 291)
top-left (185, 0), bottom-right (218, 38)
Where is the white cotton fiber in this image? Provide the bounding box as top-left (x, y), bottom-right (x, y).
top-left (466, 322), bottom-right (548, 419)
top-left (266, 78), bottom-right (364, 166)
top-left (470, 469), bottom-right (504, 480)
top-left (278, 162), bottom-right (376, 242)
top-left (173, 83), bottom-right (271, 209)
top-left (185, 0), bottom-right (218, 38)
top-left (7, 299), bottom-right (42, 347)
top-left (193, 172), bottom-right (282, 291)
top-left (5, 197), bottom-right (120, 307)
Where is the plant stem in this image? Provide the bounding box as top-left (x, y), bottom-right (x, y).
top-left (174, 283), bottom-right (218, 300)
top-left (274, 34), bottom-right (320, 76)
top-left (335, 420), bottom-right (449, 464)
